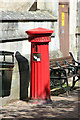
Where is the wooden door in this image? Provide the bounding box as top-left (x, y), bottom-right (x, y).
top-left (59, 2), bottom-right (69, 57)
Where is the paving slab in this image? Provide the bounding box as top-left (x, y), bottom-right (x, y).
top-left (0, 87), bottom-right (80, 120)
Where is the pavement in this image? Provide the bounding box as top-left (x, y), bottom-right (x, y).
top-left (0, 87), bottom-right (80, 120)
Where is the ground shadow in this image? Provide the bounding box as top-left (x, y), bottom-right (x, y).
top-left (51, 86), bottom-right (80, 96)
top-left (15, 51), bottom-right (29, 100)
top-left (51, 87), bottom-right (66, 96)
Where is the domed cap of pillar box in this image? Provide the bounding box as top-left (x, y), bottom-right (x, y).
top-left (25, 27), bottom-right (54, 43)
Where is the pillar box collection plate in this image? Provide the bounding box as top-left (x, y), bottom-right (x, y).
top-left (26, 27), bottom-right (53, 100)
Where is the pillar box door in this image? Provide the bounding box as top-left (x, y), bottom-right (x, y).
top-left (26, 27), bottom-right (53, 100)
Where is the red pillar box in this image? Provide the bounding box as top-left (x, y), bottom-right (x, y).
top-left (26, 27), bottom-right (53, 101)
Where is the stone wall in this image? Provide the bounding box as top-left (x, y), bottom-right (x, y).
top-left (0, 0), bottom-right (35, 11)
top-left (49, 50), bottom-right (63, 59)
top-left (0, 0), bottom-right (60, 106)
top-left (37, 0), bottom-right (59, 50)
top-left (69, 0), bottom-right (77, 59)
top-left (0, 20), bottom-right (55, 106)
top-left (77, 0), bottom-right (80, 62)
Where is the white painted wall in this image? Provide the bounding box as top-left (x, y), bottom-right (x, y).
top-left (69, 0), bottom-right (77, 58)
top-left (37, 0), bottom-right (59, 51)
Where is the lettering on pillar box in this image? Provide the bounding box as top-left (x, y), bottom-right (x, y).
top-left (33, 53), bottom-right (41, 62)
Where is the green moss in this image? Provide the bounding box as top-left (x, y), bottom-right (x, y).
top-left (4, 104), bottom-right (8, 106)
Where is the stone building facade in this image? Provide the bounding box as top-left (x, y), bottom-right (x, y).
top-left (0, 0), bottom-right (58, 105)
top-left (0, 0), bottom-right (79, 105)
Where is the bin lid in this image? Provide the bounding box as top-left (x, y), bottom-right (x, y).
top-left (0, 51), bottom-right (14, 55)
top-left (26, 27), bottom-right (53, 35)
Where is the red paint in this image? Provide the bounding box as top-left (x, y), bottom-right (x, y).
top-left (26, 27), bottom-right (53, 35)
top-left (26, 27), bottom-right (54, 100)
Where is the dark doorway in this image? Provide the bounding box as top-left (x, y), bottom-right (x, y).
top-left (15, 51), bottom-right (29, 100)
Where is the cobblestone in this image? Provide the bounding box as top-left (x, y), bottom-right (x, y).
top-left (0, 87), bottom-right (80, 119)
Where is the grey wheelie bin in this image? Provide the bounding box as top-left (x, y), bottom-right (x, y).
top-left (0, 51), bottom-right (14, 97)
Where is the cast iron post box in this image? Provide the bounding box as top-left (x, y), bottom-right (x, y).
top-left (26, 27), bottom-right (53, 100)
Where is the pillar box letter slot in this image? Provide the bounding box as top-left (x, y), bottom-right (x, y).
top-left (26, 27), bottom-right (53, 100)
